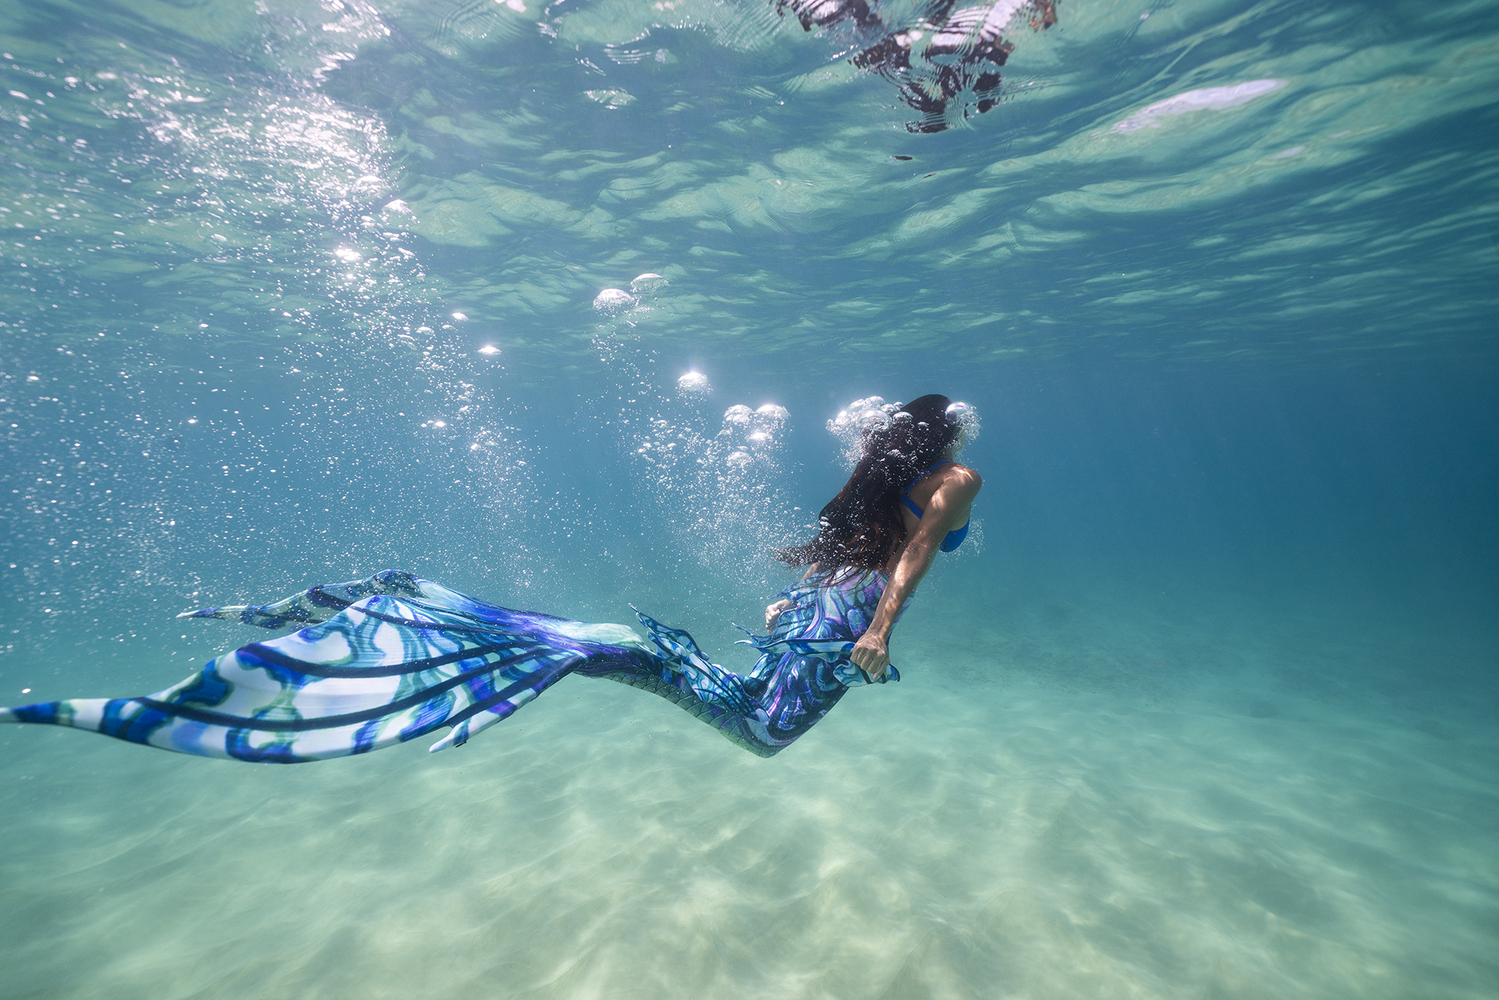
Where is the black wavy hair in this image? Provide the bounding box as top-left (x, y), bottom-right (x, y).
top-left (777, 394), bottom-right (961, 573)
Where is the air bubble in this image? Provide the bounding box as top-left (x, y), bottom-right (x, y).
top-left (723, 404), bottom-right (753, 428)
top-left (594, 288), bottom-right (636, 314)
top-left (754, 403), bottom-right (788, 430)
top-left (828, 396), bottom-right (897, 467)
top-left (677, 371), bottom-right (710, 398)
top-left (948, 400), bottom-right (980, 447)
top-left (630, 273), bottom-right (668, 294)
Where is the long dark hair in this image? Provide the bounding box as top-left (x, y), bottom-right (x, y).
top-left (777, 394), bottom-right (961, 572)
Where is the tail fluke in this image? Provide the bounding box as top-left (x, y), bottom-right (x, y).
top-left (2, 573), bottom-right (657, 763)
top-left (2, 698), bottom-right (117, 731)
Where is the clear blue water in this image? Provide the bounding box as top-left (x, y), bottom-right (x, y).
top-left (2, 0), bottom-right (1496, 996)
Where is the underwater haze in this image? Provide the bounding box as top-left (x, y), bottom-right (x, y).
top-left (2, 0), bottom-right (1497, 996)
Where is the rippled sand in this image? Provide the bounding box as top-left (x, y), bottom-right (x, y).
top-left (2, 622), bottom-right (1494, 1000)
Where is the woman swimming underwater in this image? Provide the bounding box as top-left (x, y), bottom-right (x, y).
top-left (1, 394), bottom-right (980, 762)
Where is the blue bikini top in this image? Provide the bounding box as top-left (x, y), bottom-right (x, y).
top-left (899, 460), bottom-right (970, 552)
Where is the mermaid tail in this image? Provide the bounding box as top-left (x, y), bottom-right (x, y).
top-left (1, 570), bottom-right (899, 762)
top-left (1, 573), bottom-right (662, 762)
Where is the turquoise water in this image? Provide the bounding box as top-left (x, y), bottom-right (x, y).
top-left (2, 0), bottom-right (1497, 996)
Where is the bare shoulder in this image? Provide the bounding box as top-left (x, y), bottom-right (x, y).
top-left (943, 462), bottom-right (983, 497)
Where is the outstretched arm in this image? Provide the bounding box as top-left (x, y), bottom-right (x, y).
top-left (849, 467), bottom-right (981, 679)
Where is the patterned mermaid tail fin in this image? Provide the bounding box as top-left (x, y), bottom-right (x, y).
top-left (174, 569), bottom-right (499, 630)
top-left (2, 573), bottom-right (657, 763)
top-left (632, 609), bottom-right (757, 716)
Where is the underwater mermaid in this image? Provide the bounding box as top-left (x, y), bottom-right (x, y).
top-left (1, 395), bottom-right (980, 762)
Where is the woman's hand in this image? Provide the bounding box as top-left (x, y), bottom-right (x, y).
top-left (765, 599), bottom-right (795, 631)
top-left (850, 633), bottom-right (890, 681)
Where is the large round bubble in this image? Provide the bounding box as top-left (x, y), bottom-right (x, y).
top-left (946, 400), bottom-right (981, 450)
top-left (723, 404), bottom-right (754, 429)
top-left (677, 371), bottom-right (711, 399)
top-left (754, 403), bottom-right (789, 429)
top-left (630, 273), bottom-right (668, 295)
top-left (593, 288), bottom-right (636, 315)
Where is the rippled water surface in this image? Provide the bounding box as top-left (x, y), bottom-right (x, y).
top-left (2, 0), bottom-right (1496, 997)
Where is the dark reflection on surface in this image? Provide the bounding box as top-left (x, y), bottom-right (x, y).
top-left (777, 0), bottom-right (1058, 130)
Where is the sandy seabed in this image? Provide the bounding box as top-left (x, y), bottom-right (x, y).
top-left (2, 611), bottom-right (1495, 1000)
